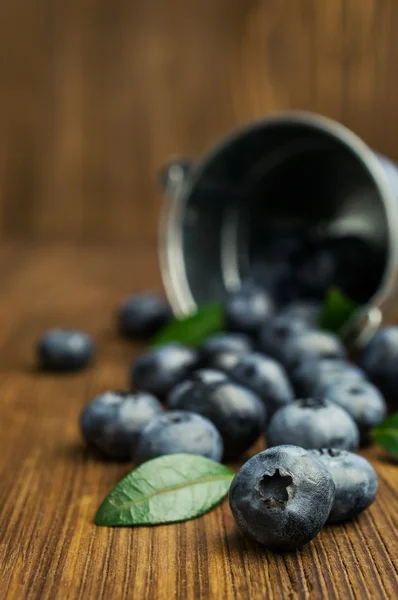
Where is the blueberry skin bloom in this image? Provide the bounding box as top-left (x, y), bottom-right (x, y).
top-left (311, 449), bottom-right (378, 523)
top-left (282, 329), bottom-right (346, 371)
top-left (37, 329), bottom-right (94, 371)
top-left (258, 315), bottom-right (309, 363)
top-left (278, 301), bottom-right (321, 327)
top-left (167, 369), bottom-right (228, 409)
top-left (131, 343), bottom-right (198, 397)
top-left (230, 353), bottom-right (293, 416)
top-left (135, 411), bottom-right (223, 463)
top-left (203, 349), bottom-right (243, 374)
top-left (200, 333), bottom-right (252, 359)
top-left (117, 292), bottom-right (172, 339)
top-left (324, 381), bottom-right (387, 445)
top-left (360, 327), bottom-right (398, 397)
top-left (267, 398), bottom-right (360, 451)
top-left (171, 381), bottom-right (266, 458)
top-left (80, 390), bottom-right (164, 460)
top-left (225, 284), bottom-right (274, 337)
top-left (229, 445), bottom-right (335, 551)
top-left (291, 358), bottom-right (365, 397)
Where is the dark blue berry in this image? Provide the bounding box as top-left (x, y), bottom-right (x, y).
top-left (360, 327), bottom-right (398, 398)
top-left (267, 398), bottom-right (360, 451)
top-left (225, 283), bottom-right (274, 337)
top-left (170, 380), bottom-right (266, 458)
top-left (279, 301), bottom-right (321, 328)
top-left (291, 358), bottom-right (365, 396)
top-left (117, 292), bottom-right (171, 339)
top-left (230, 353), bottom-right (293, 416)
top-left (200, 332), bottom-right (252, 358)
top-left (229, 445), bottom-right (335, 551)
top-left (80, 390), bottom-right (164, 460)
top-left (257, 315), bottom-right (309, 363)
top-left (311, 449), bottom-right (378, 522)
top-left (135, 410), bottom-right (223, 463)
top-left (204, 349), bottom-right (243, 374)
top-left (37, 329), bottom-right (94, 371)
top-left (167, 369), bottom-right (228, 409)
top-left (131, 343), bottom-right (198, 397)
top-left (324, 381), bottom-right (387, 445)
top-left (282, 329), bottom-right (346, 371)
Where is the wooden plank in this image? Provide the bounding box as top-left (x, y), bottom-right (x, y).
top-left (0, 244), bottom-right (397, 600)
top-left (1, 1), bottom-right (398, 241)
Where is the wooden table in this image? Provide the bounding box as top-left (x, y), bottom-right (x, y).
top-left (0, 243), bottom-right (397, 600)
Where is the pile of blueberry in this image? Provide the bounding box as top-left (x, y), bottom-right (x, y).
top-left (37, 282), bottom-right (396, 551)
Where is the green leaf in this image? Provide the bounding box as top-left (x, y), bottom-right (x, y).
top-left (151, 302), bottom-right (224, 346)
top-left (371, 412), bottom-right (398, 458)
top-left (318, 286), bottom-right (358, 334)
top-left (95, 453), bottom-right (234, 527)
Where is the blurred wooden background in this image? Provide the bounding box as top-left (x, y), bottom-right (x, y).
top-left (1, 0), bottom-right (398, 243)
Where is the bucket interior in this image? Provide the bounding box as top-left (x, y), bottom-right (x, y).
top-left (178, 118), bottom-right (390, 308)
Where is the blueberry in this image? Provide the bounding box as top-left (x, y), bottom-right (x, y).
top-left (230, 353), bottom-right (293, 416)
top-left (258, 315), bottom-right (309, 362)
top-left (279, 301), bottom-right (321, 328)
top-left (360, 327), bottom-right (398, 398)
top-left (311, 449), bottom-right (378, 522)
top-left (204, 349), bottom-right (243, 374)
top-left (267, 398), bottom-right (360, 451)
top-left (131, 343), bottom-right (198, 397)
top-left (225, 283), bottom-right (274, 337)
top-left (117, 292), bottom-right (172, 339)
top-left (80, 390), bottom-right (164, 460)
top-left (229, 445), bottom-right (335, 551)
top-left (200, 332), bottom-right (252, 358)
top-left (37, 329), bottom-right (94, 371)
top-left (167, 369), bottom-right (228, 409)
top-left (324, 381), bottom-right (387, 445)
top-left (291, 358), bottom-right (365, 396)
top-left (282, 329), bottom-right (346, 371)
top-left (135, 411), bottom-right (223, 463)
top-left (171, 380), bottom-right (266, 458)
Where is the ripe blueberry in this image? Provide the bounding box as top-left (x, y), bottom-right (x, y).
top-left (229, 445), bottom-right (335, 551)
top-left (311, 449), bottom-right (378, 522)
top-left (225, 283), bottom-right (274, 337)
top-left (324, 381), bottom-right (387, 445)
top-left (117, 292), bottom-right (171, 339)
top-left (170, 380), bottom-right (266, 458)
top-left (257, 315), bottom-right (309, 363)
top-left (230, 353), bottom-right (293, 416)
top-left (360, 327), bottom-right (398, 398)
top-left (200, 332), bottom-right (252, 359)
top-left (167, 369), bottom-right (228, 409)
top-left (131, 342), bottom-right (198, 397)
top-left (291, 358), bottom-right (365, 397)
top-left (204, 349), bottom-right (243, 374)
top-left (80, 390), bottom-right (163, 460)
top-left (282, 329), bottom-right (346, 371)
top-left (135, 410), bottom-right (223, 463)
top-left (278, 301), bottom-right (321, 328)
top-left (37, 329), bottom-right (94, 371)
top-left (267, 398), bottom-right (360, 451)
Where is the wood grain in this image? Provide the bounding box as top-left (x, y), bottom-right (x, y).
top-left (1, 0), bottom-right (398, 242)
top-left (0, 243), bottom-right (397, 600)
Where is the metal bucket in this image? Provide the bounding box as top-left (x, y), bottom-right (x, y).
top-left (159, 112), bottom-right (398, 345)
